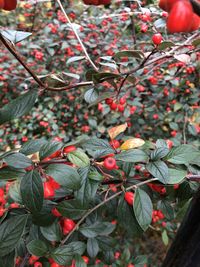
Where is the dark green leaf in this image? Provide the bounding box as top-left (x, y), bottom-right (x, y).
top-left (73, 254), bottom-right (87, 267)
top-left (166, 145), bottom-right (200, 165)
top-left (39, 141), bottom-right (63, 160)
top-left (20, 139), bottom-right (47, 155)
top-left (40, 221), bottom-right (62, 242)
top-left (32, 201), bottom-right (56, 226)
top-left (46, 164), bottom-right (81, 190)
top-left (27, 239), bottom-right (48, 257)
top-left (168, 168), bottom-right (187, 184)
top-left (134, 188), bottom-right (153, 231)
top-left (87, 238), bottom-right (99, 258)
top-left (4, 153), bottom-right (32, 169)
top-left (0, 215), bottom-right (28, 256)
top-left (146, 161), bottom-right (169, 184)
top-left (57, 200), bottom-right (87, 220)
top-left (114, 50), bottom-right (144, 60)
top-left (150, 147), bottom-right (169, 161)
top-left (0, 90), bottom-right (37, 125)
top-left (51, 242), bottom-right (86, 265)
top-left (75, 167), bottom-right (99, 205)
top-left (0, 167), bottom-right (25, 180)
top-left (0, 250), bottom-right (15, 267)
top-left (115, 149), bottom-right (149, 163)
top-left (83, 138), bottom-right (114, 158)
top-left (79, 222), bottom-right (115, 238)
top-left (20, 170), bottom-right (43, 214)
top-left (117, 196), bottom-right (143, 236)
top-left (157, 200), bottom-right (174, 220)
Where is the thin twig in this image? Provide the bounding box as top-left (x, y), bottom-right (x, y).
top-left (56, 0), bottom-right (99, 72)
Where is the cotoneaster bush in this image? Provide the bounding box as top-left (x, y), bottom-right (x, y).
top-left (0, 0), bottom-right (200, 266)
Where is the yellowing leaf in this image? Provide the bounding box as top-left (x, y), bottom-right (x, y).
top-left (108, 123), bottom-right (127, 140)
top-left (120, 138), bottom-right (145, 150)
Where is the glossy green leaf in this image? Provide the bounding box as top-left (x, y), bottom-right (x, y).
top-left (4, 153), bottom-right (32, 169)
top-left (0, 215), bottom-right (28, 256)
top-left (134, 189), bottom-right (153, 231)
top-left (67, 148), bottom-right (90, 167)
top-left (20, 170), bottom-right (43, 214)
top-left (57, 199), bottom-right (87, 220)
top-left (115, 149), bottom-right (148, 163)
top-left (146, 161), bottom-right (169, 184)
top-left (27, 239), bottom-right (48, 257)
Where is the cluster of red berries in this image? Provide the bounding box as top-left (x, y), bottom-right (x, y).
top-left (105, 97), bottom-right (127, 112)
top-left (159, 0), bottom-right (200, 33)
top-left (152, 210), bottom-right (165, 223)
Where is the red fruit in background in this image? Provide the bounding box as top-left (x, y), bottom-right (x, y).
top-left (159, 0), bottom-right (178, 11)
top-left (152, 33), bottom-right (162, 45)
top-left (63, 145), bottom-right (76, 154)
top-left (29, 256), bottom-right (39, 265)
top-left (3, 0), bottom-right (17, 10)
top-left (49, 149), bottom-right (62, 159)
top-left (62, 218), bottom-right (76, 235)
top-left (0, 0), bottom-right (4, 9)
top-left (167, 1), bottom-right (194, 33)
top-left (51, 207), bottom-right (62, 217)
top-left (50, 263), bottom-right (64, 267)
top-left (43, 182), bottom-right (55, 199)
top-left (109, 139), bottom-right (120, 149)
top-left (190, 13), bottom-right (200, 31)
top-left (103, 157), bottom-right (117, 170)
top-left (83, 0), bottom-right (99, 4)
top-left (82, 256), bottom-right (89, 264)
top-left (34, 262), bottom-right (42, 267)
top-left (100, 0), bottom-right (111, 5)
top-left (124, 192), bottom-right (135, 206)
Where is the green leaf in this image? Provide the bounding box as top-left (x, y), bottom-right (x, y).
top-left (32, 201), bottom-right (56, 226)
top-left (79, 222), bottom-right (115, 238)
top-left (0, 90), bottom-right (37, 125)
top-left (75, 167), bottom-right (99, 205)
top-left (146, 161), bottom-right (169, 184)
top-left (168, 168), bottom-right (187, 184)
top-left (20, 170), bottom-right (43, 214)
top-left (162, 230), bottom-right (169, 246)
top-left (51, 242), bottom-right (86, 265)
top-left (114, 50), bottom-right (144, 60)
top-left (115, 149), bottom-right (149, 163)
top-left (0, 215), bottom-right (28, 256)
top-left (40, 221), bottom-right (62, 242)
top-left (150, 147), bottom-right (169, 161)
top-left (158, 41), bottom-right (175, 50)
top-left (20, 139), bottom-right (47, 155)
top-left (0, 250), bottom-right (15, 267)
top-left (87, 238), bottom-right (99, 258)
top-left (0, 167), bottom-right (25, 180)
top-left (27, 239), bottom-right (48, 257)
top-left (96, 236), bottom-right (116, 251)
top-left (117, 197), bottom-right (143, 236)
top-left (46, 164), bottom-right (81, 190)
top-left (4, 153), bottom-right (32, 169)
top-left (84, 89), bottom-right (99, 104)
top-left (57, 199), bottom-right (87, 220)
top-left (39, 141), bottom-right (63, 160)
top-left (166, 145), bottom-right (200, 165)
top-left (157, 200), bottom-right (174, 220)
top-left (67, 149), bottom-right (90, 167)
top-left (83, 138), bottom-right (114, 158)
top-left (134, 188), bottom-right (153, 231)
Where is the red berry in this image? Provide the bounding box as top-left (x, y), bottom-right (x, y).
top-left (51, 207), bottom-right (62, 217)
top-left (110, 102), bottom-right (118, 111)
top-left (29, 256), bottom-right (39, 265)
top-left (62, 218), bottom-right (76, 235)
top-left (43, 182), bottom-right (55, 199)
top-left (109, 140), bottom-right (120, 149)
top-left (34, 262), bottom-right (42, 267)
top-left (103, 157), bottom-right (117, 170)
top-left (117, 104), bottom-right (125, 112)
top-left (119, 97), bottom-right (126, 105)
top-left (124, 192), bottom-right (135, 206)
top-left (152, 33), bottom-right (162, 45)
top-left (167, 1), bottom-right (193, 33)
top-left (50, 263), bottom-right (64, 267)
top-left (63, 145), bottom-right (76, 154)
top-left (82, 256), bottom-right (89, 264)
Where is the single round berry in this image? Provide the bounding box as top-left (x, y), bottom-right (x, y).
top-left (124, 192), bottom-right (135, 206)
top-left (34, 262), bottom-right (43, 267)
top-left (103, 157), bottom-right (117, 170)
top-left (63, 145), bottom-right (76, 154)
top-left (152, 33), bottom-right (162, 45)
